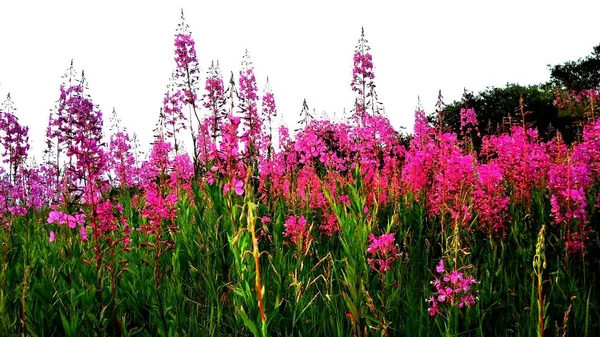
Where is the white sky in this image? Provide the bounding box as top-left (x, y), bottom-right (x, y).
top-left (1, 0), bottom-right (599, 159)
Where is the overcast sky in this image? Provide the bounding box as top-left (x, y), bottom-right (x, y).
top-left (1, 0), bottom-right (599, 159)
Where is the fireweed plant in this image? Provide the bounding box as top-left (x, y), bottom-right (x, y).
top-left (0, 18), bottom-right (598, 337)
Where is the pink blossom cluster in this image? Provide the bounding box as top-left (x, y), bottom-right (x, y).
top-left (174, 33), bottom-right (198, 77)
top-left (140, 183), bottom-right (178, 236)
top-left (427, 134), bottom-right (476, 227)
top-left (238, 51), bottom-right (262, 157)
top-left (401, 109), bottom-right (436, 197)
top-left (196, 118), bottom-right (217, 168)
top-left (351, 51), bottom-right (374, 91)
top-left (55, 81), bottom-right (106, 180)
top-left (261, 86), bottom-right (277, 126)
top-left (427, 260), bottom-right (478, 317)
top-left (473, 163), bottom-right (510, 237)
top-left (47, 210), bottom-right (88, 242)
top-left (483, 127), bottom-right (550, 205)
top-left (209, 114), bottom-right (246, 195)
top-left (173, 28), bottom-right (201, 106)
top-left (48, 210), bottom-right (86, 228)
top-left (140, 139), bottom-right (173, 183)
top-left (108, 130), bottom-right (137, 187)
top-left (350, 28), bottom-right (377, 122)
top-left (203, 61), bottom-right (227, 140)
top-left (294, 129), bottom-right (328, 165)
top-left (459, 107), bottom-right (479, 136)
top-left (320, 212), bottom-right (340, 237)
top-left (260, 79), bottom-right (277, 155)
top-left (574, 119), bottom-right (600, 207)
top-left (258, 115), bottom-right (404, 237)
top-left (548, 160), bottom-right (593, 256)
top-left (223, 177), bottom-right (244, 196)
top-left (12, 166), bottom-right (45, 212)
top-left (0, 93), bottom-right (30, 172)
top-left (162, 85), bottom-right (187, 141)
top-left (171, 153), bottom-right (194, 192)
top-left (0, 168), bottom-right (10, 226)
top-left (0, 94), bottom-right (32, 223)
top-left (366, 233), bottom-right (397, 273)
top-left (283, 215), bottom-right (309, 247)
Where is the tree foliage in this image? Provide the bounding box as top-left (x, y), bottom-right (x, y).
top-left (549, 43), bottom-right (600, 91)
top-left (437, 45), bottom-right (600, 144)
top-left (438, 84), bottom-right (575, 142)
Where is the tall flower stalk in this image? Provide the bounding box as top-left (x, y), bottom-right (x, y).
top-left (238, 50), bottom-right (261, 163)
top-left (171, 9), bottom-right (201, 168)
top-left (261, 77), bottom-right (277, 159)
top-left (203, 60), bottom-right (227, 144)
top-left (0, 93), bottom-right (29, 183)
top-left (351, 28), bottom-right (381, 125)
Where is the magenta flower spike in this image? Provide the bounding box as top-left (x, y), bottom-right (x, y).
top-left (203, 61), bottom-right (227, 142)
top-left (0, 93), bottom-right (30, 179)
top-left (238, 50), bottom-right (262, 160)
top-left (350, 28), bottom-right (382, 124)
top-left (367, 233), bottom-right (397, 273)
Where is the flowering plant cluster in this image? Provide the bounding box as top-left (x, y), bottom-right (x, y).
top-left (0, 18), bottom-right (598, 337)
top-left (283, 215), bottom-right (310, 248)
top-left (0, 93), bottom-right (29, 176)
top-left (366, 233), bottom-right (397, 273)
top-left (427, 259), bottom-right (478, 317)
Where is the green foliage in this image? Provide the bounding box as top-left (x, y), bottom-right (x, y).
top-left (0, 176), bottom-right (597, 336)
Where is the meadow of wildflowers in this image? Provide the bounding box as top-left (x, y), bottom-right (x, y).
top-left (0, 11), bottom-right (598, 337)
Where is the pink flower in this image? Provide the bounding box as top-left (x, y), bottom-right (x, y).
top-left (436, 260), bottom-right (445, 274)
top-left (48, 211), bottom-right (66, 225)
top-left (320, 213), bottom-right (340, 237)
top-left (80, 226), bottom-right (88, 242)
top-left (66, 215), bottom-right (77, 229)
top-left (428, 259), bottom-right (478, 316)
top-left (459, 107), bottom-right (478, 135)
top-left (232, 178), bottom-right (244, 196)
top-left (224, 178), bottom-right (244, 196)
top-left (458, 294), bottom-right (476, 308)
top-left (283, 215), bottom-right (308, 245)
top-left (49, 231), bottom-right (55, 242)
top-left (122, 220), bottom-right (131, 249)
top-left (473, 162), bottom-right (510, 237)
top-left (443, 270), bottom-right (463, 284)
top-left (427, 296), bottom-right (441, 317)
top-left (367, 233), bottom-right (397, 273)
top-left (437, 287), bottom-right (453, 302)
